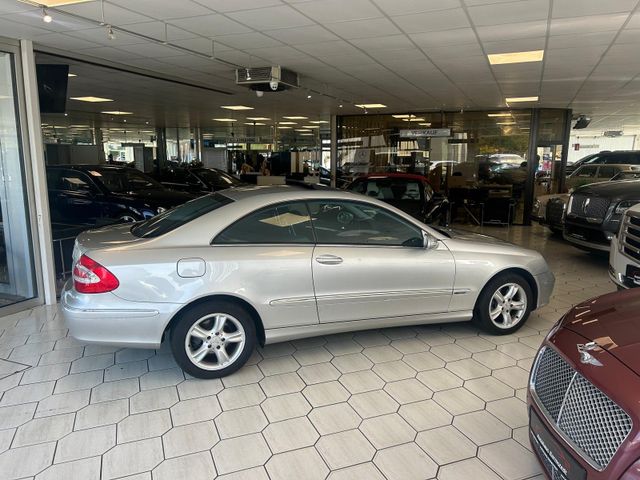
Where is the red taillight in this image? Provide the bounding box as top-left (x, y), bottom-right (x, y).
top-left (73, 254), bottom-right (119, 294)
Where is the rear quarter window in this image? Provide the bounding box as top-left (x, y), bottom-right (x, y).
top-left (131, 193), bottom-right (233, 238)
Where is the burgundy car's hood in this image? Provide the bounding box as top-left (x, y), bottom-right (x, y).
top-left (560, 289), bottom-right (640, 375)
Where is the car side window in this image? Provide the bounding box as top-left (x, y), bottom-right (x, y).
top-left (597, 166), bottom-right (616, 179)
top-left (306, 200), bottom-right (423, 247)
top-left (60, 170), bottom-right (98, 193)
top-left (574, 166), bottom-right (597, 178)
top-left (214, 201), bottom-right (314, 244)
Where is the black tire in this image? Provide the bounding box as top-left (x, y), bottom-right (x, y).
top-left (473, 272), bottom-right (533, 335)
top-left (171, 300), bottom-right (256, 379)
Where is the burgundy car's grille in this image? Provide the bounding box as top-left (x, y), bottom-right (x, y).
top-left (568, 194), bottom-right (609, 221)
top-left (621, 211), bottom-right (640, 262)
top-left (546, 198), bottom-right (566, 226)
top-left (531, 347), bottom-right (633, 470)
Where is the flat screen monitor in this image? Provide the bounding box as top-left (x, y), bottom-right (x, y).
top-left (36, 64), bottom-right (69, 114)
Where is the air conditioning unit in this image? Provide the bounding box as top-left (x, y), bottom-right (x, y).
top-left (236, 66), bottom-right (299, 92)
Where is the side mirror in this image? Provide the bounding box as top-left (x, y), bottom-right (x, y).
top-left (423, 231), bottom-right (439, 250)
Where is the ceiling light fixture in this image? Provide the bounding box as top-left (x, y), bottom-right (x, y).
top-left (101, 110), bottom-right (133, 115)
top-left (418, 123), bottom-right (432, 126)
top-left (213, 118), bottom-right (237, 122)
top-left (221, 105), bottom-right (254, 111)
top-left (283, 116), bottom-right (308, 120)
top-left (277, 126), bottom-right (292, 129)
top-left (278, 121), bottom-right (297, 125)
top-left (42, 8), bottom-right (52, 23)
top-left (487, 113), bottom-right (512, 117)
top-left (244, 122), bottom-right (265, 125)
top-left (245, 68), bottom-right (251, 81)
top-left (506, 96), bottom-right (539, 103)
top-left (19, 1), bottom-right (93, 6)
top-left (307, 94), bottom-right (312, 99)
top-left (496, 122), bottom-right (516, 125)
top-left (488, 50), bottom-right (544, 65)
top-left (309, 120), bottom-right (328, 124)
top-left (403, 118), bottom-right (426, 122)
top-left (392, 114), bottom-right (411, 119)
top-left (70, 96), bottom-right (113, 102)
top-left (302, 125), bottom-right (320, 129)
top-left (67, 73), bottom-right (77, 77)
top-left (339, 104), bottom-right (343, 108)
top-left (107, 25), bottom-right (116, 40)
top-left (246, 117), bottom-right (270, 121)
top-left (356, 104), bottom-right (386, 109)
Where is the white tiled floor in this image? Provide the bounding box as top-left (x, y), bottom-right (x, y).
top-left (0, 225), bottom-right (615, 480)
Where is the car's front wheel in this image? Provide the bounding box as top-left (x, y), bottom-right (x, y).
top-left (473, 273), bottom-right (533, 335)
top-left (171, 301), bottom-right (256, 379)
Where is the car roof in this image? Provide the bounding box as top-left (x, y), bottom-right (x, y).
top-left (575, 164), bottom-right (640, 170)
top-left (47, 164), bottom-right (131, 171)
top-left (220, 184), bottom-right (356, 202)
top-left (354, 173), bottom-right (428, 182)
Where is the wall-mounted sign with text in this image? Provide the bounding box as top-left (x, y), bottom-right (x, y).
top-left (400, 128), bottom-right (451, 138)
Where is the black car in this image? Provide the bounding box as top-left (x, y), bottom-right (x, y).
top-left (564, 179), bottom-right (640, 251)
top-left (346, 173), bottom-right (449, 225)
top-left (47, 165), bottom-right (196, 226)
top-left (152, 167), bottom-right (244, 194)
top-left (566, 150), bottom-right (640, 175)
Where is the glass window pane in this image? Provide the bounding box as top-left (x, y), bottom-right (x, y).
top-left (215, 202), bottom-right (314, 244)
top-left (0, 50), bottom-right (37, 305)
top-left (307, 200), bottom-right (422, 247)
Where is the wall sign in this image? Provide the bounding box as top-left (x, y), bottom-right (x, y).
top-left (400, 128), bottom-right (451, 138)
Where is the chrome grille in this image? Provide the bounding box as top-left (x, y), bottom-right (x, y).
top-left (531, 347), bottom-right (633, 470)
top-left (621, 212), bottom-right (640, 262)
top-left (568, 194), bottom-right (610, 220)
top-left (533, 436), bottom-right (567, 480)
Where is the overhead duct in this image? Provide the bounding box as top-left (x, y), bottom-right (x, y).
top-left (236, 66), bottom-right (299, 92)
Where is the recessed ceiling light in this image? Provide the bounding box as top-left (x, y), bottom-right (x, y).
top-left (277, 126), bottom-right (292, 129)
top-left (496, 122), bottom-right (516, 125)
top-left (67, 73), bottom-right (77, 78)
top-left (101, 110), bottom-right (133, 115)
top-left (295, 129), bottom-right (312, 132)
top-left (301, 125), bottom-right (320, 129)
top-left (300, 133), bottom-right (314, 136)
top-left (245, 122), bottom-right (265, 125)
top-left (488, 50), bottom-right (544, 65)
top-left (283, 116), bottom-right (308, 120)
top-left (19, 0), bottom-right (92, 5)
top-left (213, 118), bottom-right (237, 122)
top-left (278, 121), bottom-right (297, 125)
top-left (221, 105), bottom-right (254, 111)
top-left (403, 118), bottom-right (426, 122)
top-left (69, 124), bottom-right (90, 127)
top-left (356, 104), bottom-right (386, 109)
top-left (247, 117), bottom-right (270, 121)
top-left (309, 120), bottom-right (328, 124)
top-left (392, 114), bottom-right (411, 118)
top-left (487, 113), bottom-right (512, 117)
top-left (506, 96), bottom-right (539, 103)
top-left (71, 96), bottom-right (113, 102)
top-left (418, 123), bottom-right (432, 126)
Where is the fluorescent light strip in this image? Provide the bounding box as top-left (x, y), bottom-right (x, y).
top-left (247, 117), bottom-right (270, 121)
top-left (71, 96), bottom-right (113, 102)
top-left (506, 96), bottom-right (539, 103)
top-left (488, 50), bottom-right (544, 65)
top-left (309, 120), bottom-right (328, 124)
top-left (221, 105), bottom-right (254, 111)
top-left (283, 116), bottom-right (308, 120)
top-left (245, 122), bottom-right (266, 125)
top-left (278, 122), bottom-right (297, 125)
top-left (356, 104), bottom-right (386, 109)
top-left (487, 113), bottom-right (512, 117)
top-left (213, 118), bottom-right (237, 122)
top-left (101, 111), bottom-right (133, 115)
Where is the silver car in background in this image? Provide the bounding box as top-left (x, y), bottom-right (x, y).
top-left (62, 184), bottom-right (554, 378)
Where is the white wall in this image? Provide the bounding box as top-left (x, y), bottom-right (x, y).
top-left (568, 134), bottom-right (637, 164)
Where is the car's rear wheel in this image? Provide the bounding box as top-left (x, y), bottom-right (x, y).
top-left (170, 301), bottom-right (256, 379)
top-left (473, 273), bottom-right (533, 335)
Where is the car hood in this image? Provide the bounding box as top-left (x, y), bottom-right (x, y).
top-left (574, 180), bottom-right (640, 201)
top-left (559, 289), bottom-right (640, 375)
top-left (437, 227), bottom-right (510, 245)
top-left (110, 189), bottom-right (196, 208)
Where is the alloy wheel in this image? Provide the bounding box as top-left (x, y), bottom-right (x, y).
top-left (184, 313), bottom-right (246, 371)
top-left (488, 283), bottom-right (527, 329)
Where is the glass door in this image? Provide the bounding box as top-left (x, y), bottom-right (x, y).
top-left (0, 48), bottom-right (37, 307)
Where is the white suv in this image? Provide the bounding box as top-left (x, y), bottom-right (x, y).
top-left (610, 203), bottom-right (640, 289)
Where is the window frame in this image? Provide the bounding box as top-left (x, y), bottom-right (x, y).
top-left (59, 169), bottom-right (101, 195)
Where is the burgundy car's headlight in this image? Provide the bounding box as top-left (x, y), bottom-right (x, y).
top-left (544, 313), bottom-right (567, 341)
top-left (621, 459), bottom-right (640, 479)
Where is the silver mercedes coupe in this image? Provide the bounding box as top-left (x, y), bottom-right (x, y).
top-left (62, 184), bottom-right (554, 378)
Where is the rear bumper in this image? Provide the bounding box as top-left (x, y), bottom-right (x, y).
top-left (534, 270), bottom-right (555, 309)
top-left (61, 282), bottom-right (180, 349)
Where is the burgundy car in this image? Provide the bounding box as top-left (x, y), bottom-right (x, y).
top-left (346, 173), bottom-right (448, 225)
top-left (528, 288), bottom-right (640, 480)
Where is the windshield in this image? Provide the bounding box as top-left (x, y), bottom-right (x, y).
top-left (350, 178), bottom-right (424, 202)
top-left (91, 168), bottom-right (164, 193)
top-left (131, 193), bottom-right (233, 238)
top-left (612, 171), bottom-right (640, 181)
top-left (196, 169), bottom-right (243, 187)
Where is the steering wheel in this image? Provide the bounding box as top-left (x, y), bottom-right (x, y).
top-left (337, 210), bottom-right (354, 225)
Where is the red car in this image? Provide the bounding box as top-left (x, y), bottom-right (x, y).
top-left (528, 288), bottom-right (640, 479)
top-left (346, 173), bottom-right (448, 225)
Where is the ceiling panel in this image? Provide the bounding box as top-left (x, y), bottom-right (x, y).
top-left (550, 13), bottom-right (628, 36)
top-left (374, 0), bottom-right (462, 16)
top-left (467, 0), bottom-right (549, 27)
top-left (33, 32), bottom-right (102, 51)
top-left (195, 0), bottom-right (285, 13)
top-left (214, 32), bottom-right (284, 50)
top-left (169, 14), bottom-right (252, 37)
top-left (292, 0), bottom-right (382, 23)
top-left (266, 25), bottom-right (340, 44)
top-left (410, 28), bottom-right (478, 47)
top-left (482, 37), bottom-right (546, 54)
top-left (391, 8), bottom-right (470, 34)
top-left (226, 5), bottom-right (316, 30)
top-left (57, 2), bottom-right (151, 25)
top-left (67, 28), bottom-right (148, 47)
top-left (547, 30), bottom-right (618, 49)
top-left (118, 22), bottom-right (200, 42)
top-left (109, 0), bottom-right (213, 20)
top-left (350, 34), bottom-right (415, 51)
top-left (552, 0), bottom-right (637, 18)
top-left (476, 20), bottom-right (547, 42)
top-left (325, 17), bottom-right (401, 39)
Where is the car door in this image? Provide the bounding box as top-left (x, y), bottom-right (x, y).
top-left (307, 199), bottom-right (455, 324)
top-left (211, 201), bottom-right (319, 328)
top-left (56, 169), bottom-right (102, 224)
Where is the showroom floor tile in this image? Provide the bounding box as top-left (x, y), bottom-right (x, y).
top-left (0, 225), bottom-right (615, 479)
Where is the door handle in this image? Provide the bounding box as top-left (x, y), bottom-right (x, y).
top-left (315, 254), bottom-right (343, 265)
